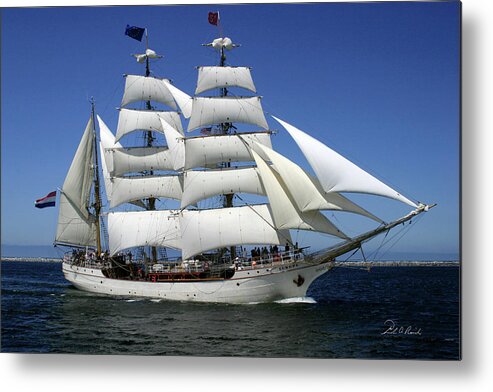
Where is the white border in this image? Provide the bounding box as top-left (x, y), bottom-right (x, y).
top-left (2, 0), bottom-right (492, 391)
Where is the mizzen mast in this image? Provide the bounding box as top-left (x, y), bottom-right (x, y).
top-left (90, 98), bottom-right (103, 257)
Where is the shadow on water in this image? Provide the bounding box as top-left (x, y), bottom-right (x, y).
top-left (1, 261), bottom-right (459, 359)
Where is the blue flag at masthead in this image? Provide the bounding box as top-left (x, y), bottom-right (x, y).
top-left (125, 25), bottom-right (145, 42)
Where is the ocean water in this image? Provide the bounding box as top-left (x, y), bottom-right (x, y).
top-left (1, 261), bottom-right (460, 359)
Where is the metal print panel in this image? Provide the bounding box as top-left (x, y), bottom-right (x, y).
top-left (1, 1), bottom-right (460, 359)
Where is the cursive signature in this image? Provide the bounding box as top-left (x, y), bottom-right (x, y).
top-left (381, 319), bottom-right (422, 336)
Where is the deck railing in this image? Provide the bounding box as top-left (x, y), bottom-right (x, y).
top-left (64, 249), bottom-right (305, 273)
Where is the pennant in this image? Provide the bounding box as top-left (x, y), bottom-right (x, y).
top-left (125, 25), bottom-right (145, 42)
top-left (35, 191), bottom-right (57, 209)
top-left (208, 12), bottom-right (219, 26)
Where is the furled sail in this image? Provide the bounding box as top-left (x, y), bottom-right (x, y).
top-left (109, 175), bottom-right (183, 208)
top-left (187, 96), bottom-right (269, 132)
top-left (163, 80), bottom-right (193, 118)
top-left (252, 142), bottom-right (383, 223)
top-left (181, 167), bottom-right (265, 208)
top-left (180, 205), bottom-right (291, 260)
top-left (110, 146), bottom-right (174, 176)
top-left (184, 132), bottom-right (272, 170)
top-left (108, 210), bottom-right (181, 255)
top-left (115, 108), bottom-right (184, 142)
top-left (272, 116), bottom-right (418, 208)
top-left (55, 116), bottom-right (97, 247)
top-left (121, 75), bottom-right (177, 109)
top-left (195, 66), bottom-right (256, 95)
top-left (251, 150), bottom-right (348, 239)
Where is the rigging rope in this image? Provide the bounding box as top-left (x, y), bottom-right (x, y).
top-left (367, 214), bottom-right (424, 261)
top-left (235, 194), bottom-right (294, 247)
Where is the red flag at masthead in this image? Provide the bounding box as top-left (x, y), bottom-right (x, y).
top-left (208, 12), bottom-right (219, 26)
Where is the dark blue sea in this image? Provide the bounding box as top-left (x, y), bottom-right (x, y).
top-left (1, 261), bottom-right (460, 359)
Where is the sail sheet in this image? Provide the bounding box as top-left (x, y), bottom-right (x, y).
top-left (310, 176), bottom-right (384, 223)
top-left (272, 116), bottom-right (418, 208)
top-left (160, 118), bottom-right (185, 171)
top-left (110, 175), bottom-right (183, 208)
top-left (121, 75), bottom-right (177, 109)
top-left (163, 80), bottom-right (193, 118)
top-left (56, 193), bottom-right (97, 247)
top-left (195, 66), bottom-right (256, 95)
top-left (97, 115), bottom-right (121, 202)
top-left (115, 108), bottom-right (184, 141)
top-left (252, 150), bottom-right (348, 239)
top-left (60, 116), bottom-right (94, 219)
top-left (187, 96), bottom-right (269, 132)
top-left (180, 205), bottom-right (291, 260)
top-left (55, 116), bottom-right (97, 247)
top-left (110, 146), bottom-right (174, 176)
top-left (184, 132), bottom-right (272, 170)
top-left (253, 142), bottom-right (383, 223)
top-left (181, 167), bottom-right (265, 208)
top-left (108, 210), bottom-right (181, 255)
top-left (99, 143), bottom-right (113, 203)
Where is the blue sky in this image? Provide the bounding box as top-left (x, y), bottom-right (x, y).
top-left (1, 2), bottom-right (460, 259)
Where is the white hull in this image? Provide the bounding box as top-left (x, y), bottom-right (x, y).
top-left (62, 260), bottom-right (333, 304)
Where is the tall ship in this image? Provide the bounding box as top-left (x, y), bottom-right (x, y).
top-left (55, 25), bottom-right (434, 304)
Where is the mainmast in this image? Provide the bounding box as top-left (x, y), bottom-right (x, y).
top-left (90, 98), bottom-right (103, 257)
top-left (219, 45), bottom-right (233, 209)
top-left (218, 40), bottom-right (235, 258)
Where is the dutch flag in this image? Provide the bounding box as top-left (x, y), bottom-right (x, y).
top-left (34, 191), bottom-right (57, 209)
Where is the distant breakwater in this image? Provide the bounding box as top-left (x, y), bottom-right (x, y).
top-left (334, 260), bottom-right (459, 267)
top-left (0, 257), bottom-right (459, 267)
top-left (1, 257), bottom-right (61, 263)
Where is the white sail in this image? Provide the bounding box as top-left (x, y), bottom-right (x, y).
top-left (184, 132), bottom-right (272, 170)
top-left (60, 116), bottom-right (94, 219)
top-left (115, 108), bottom-right (184, 142)
top-left (252, 150), bottom-right (348, 239)
top-left (109, 175), bottom-right (182, 208)
top-left (180, 205), bottom-right (291, 260)
top-left (187, 96), bottom-right (269, 132)
top-left (163, 80), bottom-right (193, 118)
top-left (252, 142), bottom-right (383, 223)
top-left (111, 146), bottom-right (174, 176)
top-left (195, 66), bottom-right (256, 95)
top-left (272, 116), bottom-right (418, 208)
top-left (55, 116), bottom-right (97, 247)
top-left (310, 176), bottom-right (384, 224)
top-left (121, 75), bottom-right (177, 109)
top-left (97, 115), bottom-right (121, 202)
top-left (181, 167), bottom-right (265, 208)
top-left (99, 142), bottom-right (113, 203)
top-left (56, 194), bottom-right (97, 247)
top-left (108, 210), bottom-right (181, 255)
top-left (160, 118), bottom-right (185, 171)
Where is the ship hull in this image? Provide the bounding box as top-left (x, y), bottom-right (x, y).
top-left (62, 261), bottom-right (333, 304)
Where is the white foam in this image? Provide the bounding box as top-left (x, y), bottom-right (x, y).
top-left (275, 296), bottom-right (317, 304)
